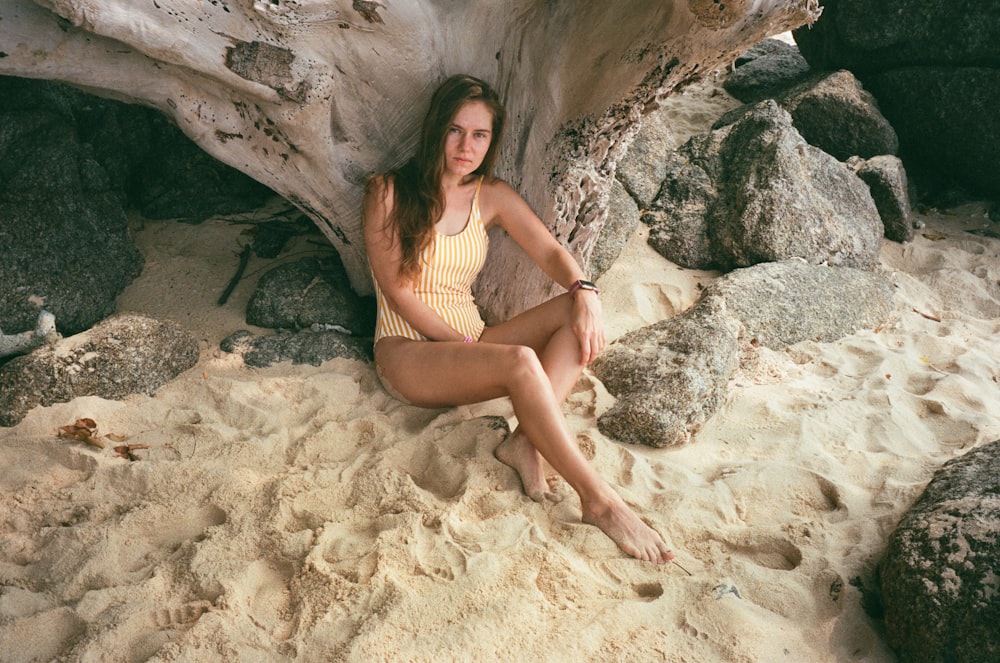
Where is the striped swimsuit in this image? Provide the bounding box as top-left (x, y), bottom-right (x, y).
top-left (374, 176), bottom-right (489, 343)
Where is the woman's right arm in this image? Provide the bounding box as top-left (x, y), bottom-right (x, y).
top-left (363, 176), bottom-right (471, 342)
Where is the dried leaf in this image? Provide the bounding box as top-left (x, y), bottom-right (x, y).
top-left (76, 418), bottom-right (97, 431)
top-left (113, 444), bottom-right (149, 461)
top-left (58, 425), bottom-right (106, 449)
top-left (105, 433), bottom-right (127, 443)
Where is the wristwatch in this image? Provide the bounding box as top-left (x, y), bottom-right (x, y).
top-left (569, 279), bottom-right (600, 296)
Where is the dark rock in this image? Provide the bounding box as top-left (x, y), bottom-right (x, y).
top-left (879, 440), bottom-right (1000, 663)
top-left (850, 155), bottom-right (913, 243)
top-left (793, 0), bottom-right (1000, 73)
top-left (130, 112), bottom-right (274, 221)
top-left (245, 257), bottom-right (376, 335)
top-left (592, 260), bottom-right (895, 447)
top-left (220, 329), bottom-right (370, 368)
top-left (588, 179), bottom-right (640, 280)
top-left (0, 79), bottom-right (144, 336)
top-left (0, 313), bottom-right (199, 427)
top-left (793, 0), bottom-right (1000, 199)
top-left (724, 38), bottom-right (813, 104)
top-left (645, 100), bottom-right (883, 271)
top-left (865, 66), bottom-right (1000, 201)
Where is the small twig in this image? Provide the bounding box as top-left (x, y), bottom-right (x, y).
top-left (218, 244), bottom-right (252, 306)
top-left (671, 559), bottom-right (693, 576)
top-left (912, 307), bottom-right (942, 322)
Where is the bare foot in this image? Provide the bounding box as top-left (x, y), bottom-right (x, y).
top-left (582, 492), bottom-right (675, 564)
top-left (494, 431), bottom-right (553, 502)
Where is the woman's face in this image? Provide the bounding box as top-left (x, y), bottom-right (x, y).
top-left (443, 100), bottom-right (494, 178)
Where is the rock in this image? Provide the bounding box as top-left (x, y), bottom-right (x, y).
top-left (588, 179), bottom-right (641, 280)
top-left (717, 69), bottom-right (899, 161)
top-left (850, 155), bottom-right (913, 243)
top-left (0, 77), bottom-right (145, 336)
top-left (879, 440), bottom-right (1000, 663)
top-left (592, 260), bottom-right (895, 447)
top-left (616, 107), bottom-right (677, 208)
top-left (724, 38), bottom-right (813, 104)
top-left (702, 260), bottom-right (896, 349)
top-left (713, 101), bottom-right (883, 270)
top-left (220, 329), bottom-right (370, 368)
top-left (0, 313), bottom-right (199, 427)
top-left (592, 298), bottom-right (741, 448)
top-left (645, 100), bottom-right (884, 271)
top-left (864, 66), bottom-right (1000, 201)
top-left (129, 112), bottom-right (274, 221)
top-left (773, 70), bottom-right (898, 161)
top-left (245, 257), bottom-right (376, 335)
top-left (793, 0), bottom-right (1000, 199)
top-left (641, 131), bottom-right (726, 269)
top-left (792, 0), bottom-right (1000, 73)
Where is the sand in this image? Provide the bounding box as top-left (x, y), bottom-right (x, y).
top-left (2, 76), bottom-right (1000, 663)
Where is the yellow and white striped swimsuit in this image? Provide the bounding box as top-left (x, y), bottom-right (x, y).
top-left (374, 176), bottom-right (489, 343)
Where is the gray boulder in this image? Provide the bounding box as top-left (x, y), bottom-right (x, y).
top-left (776, 70), bottom-right (898, 161)
top-left (793, 0), bottom-right (1000, 199)
top-left (0, 313), bottom-right (199, 427)
top-left (592, 298), bottom-right (740, 448)
top-left (851, 155), bottom-right (913, 243)
top-left (879, 440), bottom-right (1000, 663)
top-left (587, 179), bottom-right (641, 280)
top-left (245, 257), bottom-right (375, 335)
top-left (220, 329), bottom-right (371, 368)
top-left (591, 260), bottom-right (895, 447)
top-left (701, 259), bottom-right (896, 349)
top-left (724, 38), bottom-right (813, 104)
top-left (645, 100), bottom-right (883, 271)
top-left (719, 69), bottom-right (898, 162)
top-left (616, 106), bottom-right (677, 209)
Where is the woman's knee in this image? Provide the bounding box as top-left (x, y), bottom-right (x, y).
top-left (504, 344), bottom-right (547, 385)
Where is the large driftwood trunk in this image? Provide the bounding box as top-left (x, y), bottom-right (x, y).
top-left (1, 0), bottom-right (820, 320)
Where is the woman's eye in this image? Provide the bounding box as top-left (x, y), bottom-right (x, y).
top-left (449, 127), bottom-right (461, 134)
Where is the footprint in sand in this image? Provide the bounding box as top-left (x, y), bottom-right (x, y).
top-left (231, 558), bottom-right (296, 641)
top-left (723, 532), bottom-right (803, 571)
top-left (148, 601), bottom-right (213, 629)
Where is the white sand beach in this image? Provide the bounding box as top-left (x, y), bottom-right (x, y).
top-left (2, 75), bottom-right (999, 662)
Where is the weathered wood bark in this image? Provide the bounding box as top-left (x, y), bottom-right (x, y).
top-left (0, 0), bottom-right (820, 319)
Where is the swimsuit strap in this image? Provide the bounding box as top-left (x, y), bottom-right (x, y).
top-left (472, 175), bottom-right (484, 216)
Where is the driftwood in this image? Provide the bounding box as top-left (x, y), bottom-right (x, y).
top-left (0, 310), bottom-right (59, 359)
top-left (0, 0), bottom-right (820, 318)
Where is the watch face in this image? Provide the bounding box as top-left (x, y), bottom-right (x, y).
top-left (578, 280), bottom-right (598, 290)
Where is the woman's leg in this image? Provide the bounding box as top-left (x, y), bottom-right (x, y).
top-left (479, 294), bottom-right (590, 500)
top-left (375, 323), bottom-right (673, 563)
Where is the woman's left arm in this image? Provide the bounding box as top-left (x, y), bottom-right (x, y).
top-left (486, 181), bottom-right (605, 363)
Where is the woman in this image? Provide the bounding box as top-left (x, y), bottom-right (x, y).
top-left (363, 74), bottom-right (673, 564)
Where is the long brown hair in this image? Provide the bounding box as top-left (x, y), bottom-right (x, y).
top-left (385, 74), bottom-right (505, 283)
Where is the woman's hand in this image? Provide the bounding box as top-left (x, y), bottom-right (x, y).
top-left (570, 290), bottom-right (605, 364)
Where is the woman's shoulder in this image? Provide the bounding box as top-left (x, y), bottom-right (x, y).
top-left (478, 175), bottom-right (520, 203)
top-left (478, 176), bottom-right (531, 227)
